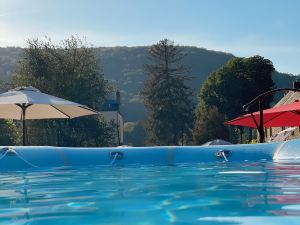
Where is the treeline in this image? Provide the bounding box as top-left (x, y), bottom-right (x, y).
top-left (0, 45), bottom-right (297, 122)
top-left (0, 46), bottom-right (235, 122)
top-left (193, 56), bottom-right (275, 144)
top-left (141, 40), bottom-right (275, 145)
top-left (0, 36), bottom-right (117, 146)
top-left (0, 37), bottom-right (299, 146)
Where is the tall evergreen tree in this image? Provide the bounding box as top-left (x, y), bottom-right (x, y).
top-left (142, 39), bottom-right (195, 145)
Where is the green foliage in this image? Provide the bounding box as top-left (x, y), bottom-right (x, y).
top-left (194, 55), bottom-right (275, 144)
top-left (124, 121), bottom-right (147, 146)
top-left (1, 47), bottom-right (298, 146)
top-left (142, 39), bottom-right (195, 145)
top-left (193, 107), bottom-right (229, 145)
top-left (24, 118), bottom-right (117, 147)
top-left (12, 36), bottom-right (116, 146)
top-left (13, 37), bottom-right (109, 108)
top-left (0, 120), bottom-right (21, 145)
top-left (1, 47), bottom-right (298, 123)
top-left (0, 46), bottom-right (234, 123)
top-left (272, 71), bottom-right (300, 102)
top-left (198, 56), bottom-right (275, 118)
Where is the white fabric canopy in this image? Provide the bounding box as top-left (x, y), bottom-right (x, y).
top-left (0, 86), bottom-right (98, 145)
top-left (0, 87), bottom-right (97, 120)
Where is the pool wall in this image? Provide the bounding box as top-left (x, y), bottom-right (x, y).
top-left (0, 139), bottom-right (297, 170)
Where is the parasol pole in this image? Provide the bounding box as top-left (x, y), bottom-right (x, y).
top-left (258, 97), bottom-right (265, 143)
top-left (16, 103), bottom-right (32, 146)
top-left (22, 106), bottom-right (26, 146)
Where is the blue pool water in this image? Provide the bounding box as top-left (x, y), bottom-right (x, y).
top-left (1, 162), bottom-right (300, 225)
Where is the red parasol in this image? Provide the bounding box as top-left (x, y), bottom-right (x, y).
top-left (225, 100), bottom-right (300, 128)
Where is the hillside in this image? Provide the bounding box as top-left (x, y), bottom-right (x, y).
top-left (0, 46), bottom-right (297, 122)
top-left (96, 46), bottom-right (235, 121)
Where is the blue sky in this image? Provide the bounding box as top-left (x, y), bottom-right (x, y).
top-left (0, 0), bottom-right (299, 74)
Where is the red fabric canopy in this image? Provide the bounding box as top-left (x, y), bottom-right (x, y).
top-left (225, 100), bottom-right (300, 128)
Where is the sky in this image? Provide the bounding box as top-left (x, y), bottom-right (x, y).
top-left (0, 0), bottom-right (299, 74)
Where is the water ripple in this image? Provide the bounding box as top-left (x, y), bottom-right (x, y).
top-left (0, 163), bottom-right (299, 224)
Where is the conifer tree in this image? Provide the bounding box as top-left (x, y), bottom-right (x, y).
top-left (142, 39), bottom-right (195, 145)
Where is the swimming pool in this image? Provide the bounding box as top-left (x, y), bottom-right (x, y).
top-left (1, 139), bottom-right (300, 224)
top-left (1, 162), bottom-right (300, 225)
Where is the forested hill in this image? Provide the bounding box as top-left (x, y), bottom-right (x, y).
top-left (0, 46), bottom-right (298, 122)
top-left (96, 46), bottom-right (234, 121)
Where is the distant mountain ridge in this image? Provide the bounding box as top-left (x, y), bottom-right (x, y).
top-left (0, 46), bottom-right (298, 122)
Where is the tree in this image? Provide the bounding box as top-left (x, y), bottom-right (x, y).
top-left (0, 120), bottom-right (21, 145)
top-left (193, 106), bottom-right (229, 145)
top-left (142, 39), bottom-right (195, 145)
top-left (12, 36), bottom-right (116, 146)
top-left (124, 121), bottom-right (147, 146)
top-left (193, 55), bottom-right (274, 144)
